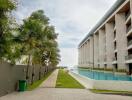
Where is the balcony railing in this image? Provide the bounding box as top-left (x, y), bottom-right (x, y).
top-left (113, 57), bottom-right (117, 61)
top-left (126, 10), bottom-right (131, 21)
top-left (104, 57), bottom-right (107, 62)
top-left (114, 46), bottom-right (117, 50)
top-left (126, 25), bottom-right (131, 33)
top-left (113, 22), bottom-right (115, 28)
top-left (97, 59), bottom-right (99, 62)
top-left (128, 39), bottom-right (132, 46)
top-left (125, 54), bottom-right (132, 60)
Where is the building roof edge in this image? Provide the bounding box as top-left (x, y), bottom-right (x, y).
top-left (78, 0), bottom-right (125, 47)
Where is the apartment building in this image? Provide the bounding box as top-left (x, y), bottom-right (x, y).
top-left (78, 0), bottom-right (132, 75)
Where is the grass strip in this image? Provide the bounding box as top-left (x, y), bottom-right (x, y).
top-left (56, 69), bottom-right (84, 89)
top-left (90, 89), bottom-right (132, 95)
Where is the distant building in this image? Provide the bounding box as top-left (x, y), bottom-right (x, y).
top-left (78, 0), bottom-right (132, 75)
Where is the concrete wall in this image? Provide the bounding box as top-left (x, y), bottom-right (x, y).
top-left (0, 62), bottom-right (26, 97)
top-left (84, 43), bottom-right (87, 67)
top-left (115, 13), bottom-right (128, 69)
top-left (82, 45), bottom-right (84, 67)
top-left (80, 47), bottom-right (83, 66)
top-left (86, 41), bottom-right (90, 67)
top-left (90, 37), bottom-right (94, 68)
top-left (99, 29), bottom-right (105, 68)
top-left (105, 23), bottom-right (115, 69)
top-left (78, 48), bottom-right (81, 66)
top-left (94, 33), bottom-right (99, 68)
top-left (0, 62), bottom-right (53, 97)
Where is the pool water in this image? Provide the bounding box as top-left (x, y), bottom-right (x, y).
top-left (72, 68), bottom-right (132, 81)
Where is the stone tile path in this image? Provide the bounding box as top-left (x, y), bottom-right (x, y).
top-left (0, 88), bottom-right (132, 100)
top-left (39, 69), bottom-right (58, 88)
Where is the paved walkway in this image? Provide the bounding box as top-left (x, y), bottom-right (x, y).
top-left (0, 88), bottom-right (132, 100)
top-left (39, 69), bottom-right (58, 88)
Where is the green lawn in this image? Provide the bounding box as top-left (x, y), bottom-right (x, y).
top-left (90, 89), bottom-right (132, 95)
top-left (56, 69), bottom-right (84, 89)
top-left (27, 71), bottom-right (53, 91)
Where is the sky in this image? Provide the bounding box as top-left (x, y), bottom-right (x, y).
top-left (14, 0), bottom-right (117, 67)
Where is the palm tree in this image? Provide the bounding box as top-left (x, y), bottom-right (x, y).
top-left (18, 18), bottom-right (44, 81)
top-left (14, 10), bottom-right (60, 84)
top-left (18, 10), bottom-right (57, 83)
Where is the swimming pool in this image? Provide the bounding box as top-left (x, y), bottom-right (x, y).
top-left (72, 68), bottom-right (132, 81)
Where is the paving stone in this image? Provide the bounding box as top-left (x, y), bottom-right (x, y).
top-left (40, 69), bottom-right (59, 88)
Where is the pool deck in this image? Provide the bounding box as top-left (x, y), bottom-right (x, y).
top-left (70, 71), bottom-right (132, 91)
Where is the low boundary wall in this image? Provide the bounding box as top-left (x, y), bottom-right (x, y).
top-left (70, 71), bottom-right (132, 91)
top-left (0, 62), bottom-right (26, 96)
top-left (0, 62), bottom-right (54, 97)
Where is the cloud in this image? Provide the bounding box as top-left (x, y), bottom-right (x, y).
top-left (14, 0), bottom-right (117, 66)
top-left (59, 48), bottom-right (78, 66)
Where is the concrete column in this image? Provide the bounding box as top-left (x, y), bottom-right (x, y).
top-left (94, 33), bottom-right (99, 68)
top-left (78, 48), bottom-right (81, 66)
top-left (84, 43), bottom-right (86, 67)
top-left (130, 0), bottom-right (132, 19)
top-left (80, 47), bottom-right (83, 66)
top-left (99, 29), bottom-right (105, 68)
top-left (105, 23), bottom-right (115, 69)
top-left (115, 13), bottom-right (128, 69)
top-left (88, 40), bottom-right (91, 67)
top-left (85, 42), bottom-right (88, 67)
top-left (86, 40), bottom-right (90, 67)
top-left (78, 48), bottom-right (80, 66)
top-left (82, 45), bottom-right (84, 67)
top-left (90, 36), bottom-right (94, 68)
top-left (83, 44), bottom-right (85, 67)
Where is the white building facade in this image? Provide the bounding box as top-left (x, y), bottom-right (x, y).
top-left (78, 0), bottom-right (132, 75)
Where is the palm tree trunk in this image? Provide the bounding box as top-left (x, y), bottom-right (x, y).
top-left (31, 65), bottom-right (34, 84)
top-left (39, 66), bottom-right (42, 80)
top-left (26, 54), bottom-right (31, 81)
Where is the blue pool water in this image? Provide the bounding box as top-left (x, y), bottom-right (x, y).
top-left (72, 68), bottom-right (132, 81)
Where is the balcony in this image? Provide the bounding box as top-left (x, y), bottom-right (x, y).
top-left (125, 55), bottom-right (132, 63)
top-left (113, 22), bottom-right (115, 28)
top-left (113, 57), bottom-right (117, 61)
top-left (114, 30), bottom-right (116, 39)
top-left (114, 49), bottom-right (117, 53)
top-left (126, 55), bottom-right (132, 60)
top-left (114, 26), bottom-right (116, 32)
top-left (97, 59), bottom-right (99, 63)
top-left (128, 39), bottom-right (132, 46)
top-left (103, 57), bottom-right (107, 64)
top-left (127, 39), bottom-right (132, 50)
top-left (126, 25), bottom-right (132, 34)
top-left (112, 57), bottom-right (117, 64)
top-left (114, 44), bottom-right (117, 50)
top-left (113, 38), bottom-right (116, 42)
top-left (126, 10), bottom-right (131, 22)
